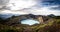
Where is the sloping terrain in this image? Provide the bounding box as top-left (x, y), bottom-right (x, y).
top-left (0, 14), bottom-right (60, 32)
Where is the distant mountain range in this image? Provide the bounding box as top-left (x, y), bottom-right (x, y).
top-left (0, 13), bottom-right (22, 19)
top-left (0, 14), bottom-right (55, 26)
top-left (0, 13), bottom-right (55, 19)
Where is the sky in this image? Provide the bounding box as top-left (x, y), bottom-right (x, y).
top-left (0, 0), bottom-right (60, 16)
top-left (0, 0), bottom-right (60, 25)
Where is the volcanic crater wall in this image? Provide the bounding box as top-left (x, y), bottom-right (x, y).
top-left (6, 14), bottom-right (50, 25)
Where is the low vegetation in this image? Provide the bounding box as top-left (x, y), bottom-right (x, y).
top-left (0, 16), bottom-right (60, 32)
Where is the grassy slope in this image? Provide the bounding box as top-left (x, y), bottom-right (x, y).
top-left (0, 16), bottom-right (60, 32)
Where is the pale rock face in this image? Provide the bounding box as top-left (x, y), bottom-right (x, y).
top-left (37, 16), bottom-right (44, 23)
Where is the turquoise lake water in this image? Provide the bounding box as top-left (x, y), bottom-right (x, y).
top-left (21, 19), bottom-right (40, 25)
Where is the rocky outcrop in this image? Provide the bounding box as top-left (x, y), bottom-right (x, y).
top-left (4, 14), bottom-right (51, 25)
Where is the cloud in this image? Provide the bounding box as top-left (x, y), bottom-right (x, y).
top-left (0, 0), bottom-right (9, 10)
top-left (36, 0), bottom-right (60, 7)
top-left (0, 0), bottom-right (9, 5)
top-left (0, 0), bottom-right (60, 16)
top-left (0, 0), bottom-right (36, 10)
top-left (0, 0), bottom-right (36, 15)
top-left (0, 6), bottom-right (10, 10)
top-left (6, 0), bottom-right (37, 10)
top-left (0, 10), bottom-right (29, 15)
top-left (42, 0), bottom-right (60, 5)
top-left (49, 5), bottom-right (60, 10)
top-left (21, 6), bottom-right (60, 16)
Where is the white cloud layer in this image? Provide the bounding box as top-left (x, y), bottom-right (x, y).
top-left (0, 0), bottom-right (60, 16)
top-left (1, 5), bottom-right (60, 16)
top-left (0, 10), bottom-right (29, 15)
top-left (6, 0), bottom-right (36, 10)
top-left (22, 5), bottom-right (60, 16)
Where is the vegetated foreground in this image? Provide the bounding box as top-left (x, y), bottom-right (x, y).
top-left (0, 15), bottom-right (60, 32)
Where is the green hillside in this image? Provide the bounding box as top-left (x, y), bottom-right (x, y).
top-left (0, 16), bottom-right (60, 32)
